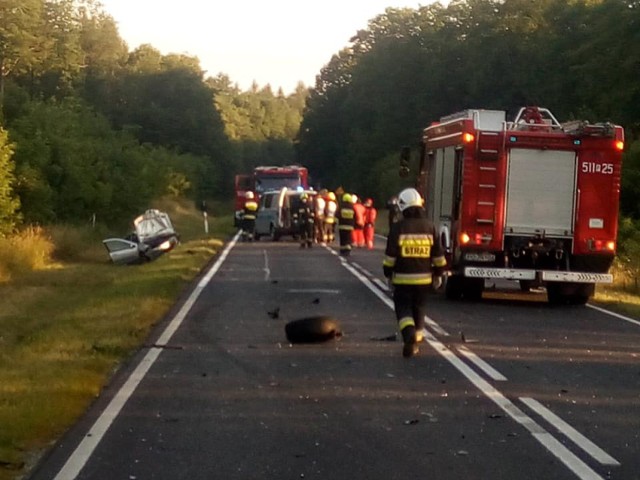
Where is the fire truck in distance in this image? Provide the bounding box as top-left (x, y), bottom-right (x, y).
top-left (234, 165), bottom-right (309, 224)
top-left (406, 106), bottom-right (624, 304)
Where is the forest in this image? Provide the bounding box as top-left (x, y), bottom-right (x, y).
top-left (1, 0), bottom-right (640, 243)
top-left (0, 0), bottom-right (308, 233)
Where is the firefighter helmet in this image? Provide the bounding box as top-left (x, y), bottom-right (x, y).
top-left (342, 193), bottom-right (353, 203)
top-left (246, 191), bottom-right (255, 200)
top-left (397, 188), bottom-right (423, 211)
top-left (328, 192), bottom-right (336, 201)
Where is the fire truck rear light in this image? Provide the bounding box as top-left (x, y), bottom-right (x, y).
top-left (595, 240), bottom-right (603, 250)
top-left (463, 133), bottom-right (475, 143)
top-left (606, 241), bottom-right (616, 251)
top-left (474, 233), bottom-right (483, 244)
top-left (615, 140), bottom-right (624, 151)
top-left (460, 233), bottom-right (471, 244)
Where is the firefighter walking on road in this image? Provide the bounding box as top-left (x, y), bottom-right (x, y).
top-left (337, 193), bottom-right (355, 256)
top-left (383, 188), bottom-right (446, 357)
top-left (242, 191), bottom-right (258, 241)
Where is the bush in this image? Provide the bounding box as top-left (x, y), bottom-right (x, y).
top-left (48, 224), bottom-right (108, 263)
top-left (0, 226), bottom-right (54, 279)
top-left (613, 216), bottom-right (640, 291)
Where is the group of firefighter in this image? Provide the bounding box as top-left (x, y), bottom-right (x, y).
top-left (242, 188), bottom-right (379, 252)
top-left (297, 188), bottom-right (379, 253)
top-left (241, 186), bottom-right (446, 359)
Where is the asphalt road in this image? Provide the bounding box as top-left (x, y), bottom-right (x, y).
top-left (29, 233), bottom-right (640, 480)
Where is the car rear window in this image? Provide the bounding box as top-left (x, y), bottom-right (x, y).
top-left (262, 194), bottom-right (277, 209)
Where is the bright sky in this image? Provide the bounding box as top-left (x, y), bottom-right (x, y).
top-left (99, 0), bottom-right (447, 94)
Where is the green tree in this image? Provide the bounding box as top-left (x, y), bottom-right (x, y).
top-left (9, 98), bottom-right (168, 224)
top-left (0, 126), bottom-right (20, 234)
top-left (0, 0), bottom-right (43, 117)
top-left (126, 44), bottom-right (163, 73)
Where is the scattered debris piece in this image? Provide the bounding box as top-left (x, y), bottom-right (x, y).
top-left (370, 333), bottom-right (397, 341)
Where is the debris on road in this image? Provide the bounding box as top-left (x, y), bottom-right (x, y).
top-left (285, 316), bottom-right (342, 343)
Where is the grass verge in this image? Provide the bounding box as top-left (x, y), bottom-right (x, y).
top-left (0, 198), bottom-right (235, 480)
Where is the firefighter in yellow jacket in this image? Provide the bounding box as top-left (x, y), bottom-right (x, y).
top-left (383, 188), bottom-right (446, 357)
top-left (337, 193), bottom-right (355, 256)
top-left (242, 191), bottom-right (258, 241)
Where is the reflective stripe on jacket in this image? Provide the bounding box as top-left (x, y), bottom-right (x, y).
top-left (338, 205), bottom-right (355, 231)
top-left (244, 201), bottom-right (258, 220)
top-left (383, 213), bottom-right (446, 285)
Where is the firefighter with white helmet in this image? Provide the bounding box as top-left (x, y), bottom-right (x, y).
top-left (242, 191), bottom-right (258, 241)
top-left (383, 188), bottom-right (447, 357)
top-left (324, 191), bottom-right (338, 244)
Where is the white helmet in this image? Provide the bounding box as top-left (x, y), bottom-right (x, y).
top-left (245, 191), bottom-right (255, 200)
top-left (397, 188), bottom-right (423, 211)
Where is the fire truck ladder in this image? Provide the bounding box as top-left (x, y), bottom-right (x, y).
top-left (475, 131), bottom-right (501, 231)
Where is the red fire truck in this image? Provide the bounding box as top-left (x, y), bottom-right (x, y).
top-left (408, 106), bottom-right (624, 304)
top-left (234, 165), bottom-right (309, 224)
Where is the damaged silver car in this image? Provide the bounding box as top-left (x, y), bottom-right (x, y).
top-left (102, 209), bottom-right (179, 265)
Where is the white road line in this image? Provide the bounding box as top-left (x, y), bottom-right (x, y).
top-left (338, 257), bottom-right (395, 310)
top-left (424, 315), bottom-right (449, 336)
top-left (520, 397), bottom-right (620, 466)
top-left (587, 304), bottom-right (640, 327)
top-left (457, 345), bottom-right (507, 381)
top-left (532, 432), bottom-right (606, 480)
top-left (263, 249), bottom-right (271, 282)
top-left (423, 331), bottom-right (605, 480)
top-left (343, 258), bottom-right (608, 480)
top-left (373, 278), bottom-right (390, 292)
top-left (53, 232), bottom-right (241, 480)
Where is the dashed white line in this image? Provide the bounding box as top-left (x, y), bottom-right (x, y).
top-left (423, 331), bottom-right (606, 480)
top-left (457, 345), bottom-right (507, 381)
top-left (263, 249), bottom-right (271, 281)
top-left (424, 315), bottom-right (449, 336)
top-left (520, 397), bottom-right (620, 466)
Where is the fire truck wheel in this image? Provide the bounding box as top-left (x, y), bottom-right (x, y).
top-left (519, 280), bottom-right (533, 292)
top-left (462, 278), bottom-right (484, 301)
top-left (546, 283), bottom-right (593, 305)
top-left (285, 316), bottom-right (342, 344)
top-left (445, 275), bottom-right (464, 300)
